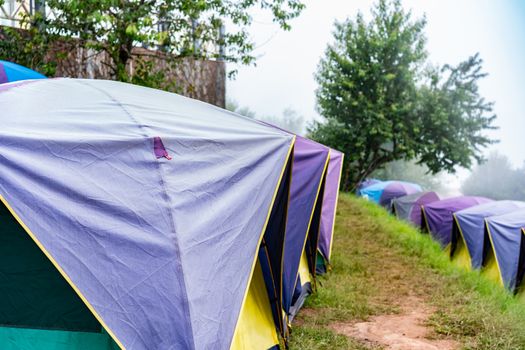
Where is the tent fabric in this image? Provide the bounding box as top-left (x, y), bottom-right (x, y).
top-left (256, 154), bottom-right (292, 338)
top-left (318, 149), bottom-right (344, 264)
top-left (0, 78), bottom-right (295, 350)
top-left (356, 178), bottom-right (381, 193)
top-left (0, 202), bottom-right (100, 332)
top-left (422, 196), bottom-right (492, 248)
top-left (230, 260), bottom-right (279, 350)
top-left (281, 137), bottom-right (330, 320)
top-left (0, 60), bottom-right (46, 84)
top-left (392, 191), bottom-right (440, 226)
top-left (485, 209), bottom-right (525, 292)
top-left (288, 250), bottom-right (312, 321)
top-left (289, 173), bottom-right (327, 319)
top-left (305, 176), bottom-right (326, 280)
top-left (0, 327), bottom-right (120, 350)
top-left (358, 181), bottom-right (422, 207)
top-left (451, 201), bottom-right (525, 270)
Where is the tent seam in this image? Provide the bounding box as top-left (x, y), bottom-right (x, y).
top-left (75, 80), bottom-right (196, 350)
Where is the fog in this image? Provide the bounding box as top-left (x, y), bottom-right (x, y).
top-left (227, 0), bottom-right (525, 171)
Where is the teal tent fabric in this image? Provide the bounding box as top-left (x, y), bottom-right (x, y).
top-left (0, 202), bottom-right (100, 331)
top-left (0, 327), bottom-right (119, 350)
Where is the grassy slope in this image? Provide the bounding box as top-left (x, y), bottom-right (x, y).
top-left (290, 194), bottom-right (525, 350)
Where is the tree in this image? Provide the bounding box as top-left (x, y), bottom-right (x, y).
top-left (309, 0), bottom-right (496, 191)
top-left (461, 152), bottom-right (525, 201)
top-left (0, 0), bottom-right (304, 85)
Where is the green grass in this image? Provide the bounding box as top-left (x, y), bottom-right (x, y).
top-left (290, 193), bottom-right (525, 350)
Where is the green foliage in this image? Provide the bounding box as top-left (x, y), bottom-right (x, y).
top-left (309, 0), bottom-right (496, 191)
top-left (461, 152), bottom-right (525, 200)
top-left (129, 58), bottom-right (178, 92)
top-left (416, 54), bottom-right (497, 174)
top-left (0, 13), bottom-right (56, 76)
top-left (0, 0), bottom-right (304, 87)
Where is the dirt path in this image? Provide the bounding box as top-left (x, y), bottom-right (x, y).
top-left (331, 296), bottom-right (458, 350)
top-left (292, 196), bottom-right (525, 350)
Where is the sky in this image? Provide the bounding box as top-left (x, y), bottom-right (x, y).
top-left (227, 0), bottom-right (525, 169)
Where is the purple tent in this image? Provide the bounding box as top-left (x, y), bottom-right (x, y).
top-left (0, 78), bottom-right (296, 350)
top-left (318, 149), bottom-right (344, 266)
top-left (289, 148), bottom-right (344, 319)
top-left (281, 137), bottom-right (330, 323)
top-left (422, 196), bottom-right (492, 248)
top-left (392, 191), bottom-right (440, 226)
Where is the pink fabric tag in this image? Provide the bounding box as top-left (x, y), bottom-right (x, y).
top-left (153, 136), bottom-right (172, 160)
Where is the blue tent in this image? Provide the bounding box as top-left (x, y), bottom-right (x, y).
top-left (485, 209), bottom-right (525, 293)
top-left (356, 178), bottom-right (381, 194)
top-left (0, 60), bottom-right (46, 84)
top-left (358, 180), bottom-right (422, 207)
top-left (451, 201), bottom-right (525, 270)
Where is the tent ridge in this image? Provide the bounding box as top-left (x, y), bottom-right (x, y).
top-left (0, 79), bottom-right (41, 95)
top-left (75, 79), bottom-right (196, 350)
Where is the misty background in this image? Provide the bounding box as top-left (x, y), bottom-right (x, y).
top-left (226, 0), bottom-right (525, 197)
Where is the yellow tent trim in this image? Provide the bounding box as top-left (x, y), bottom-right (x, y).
top-left (298, 249), bottom-right (312, 286)
top-left (229, 136), bottom-right (296, 349)
top-left (230, 259), bottom-right (280, 350)
top-left (421, 205), bottom-right (431, 233)
top-left (327, 153), bottom-right (344, 260)
top-left (451, 214), bottom-right (473, 270)
top-left (483, 220), bottom-right (505, 287)
top-left (0, 195), bottom-right (125, 350)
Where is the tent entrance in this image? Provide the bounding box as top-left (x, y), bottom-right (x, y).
top-left (482, 228), bottom-right (503, 287)
top-left (231, 150), bottom-right (293, 349)
top-left (230, 259), bottom-right (280, 350)
top-left (305, 169), bottom-right (327, 281)
top-left (0, 200), bottom-right (118, 349)
top-left (514, 230), bottom-right (525, 299)
top-left (450, 219), bottom-right (472, 270)
top-left (289, 168), bottom-right (328, 320)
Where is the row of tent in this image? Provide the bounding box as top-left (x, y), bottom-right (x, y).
top-left (358, 180), bottom-right (525, 299)
top-left (0, 67), bottom-right (344, 349)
